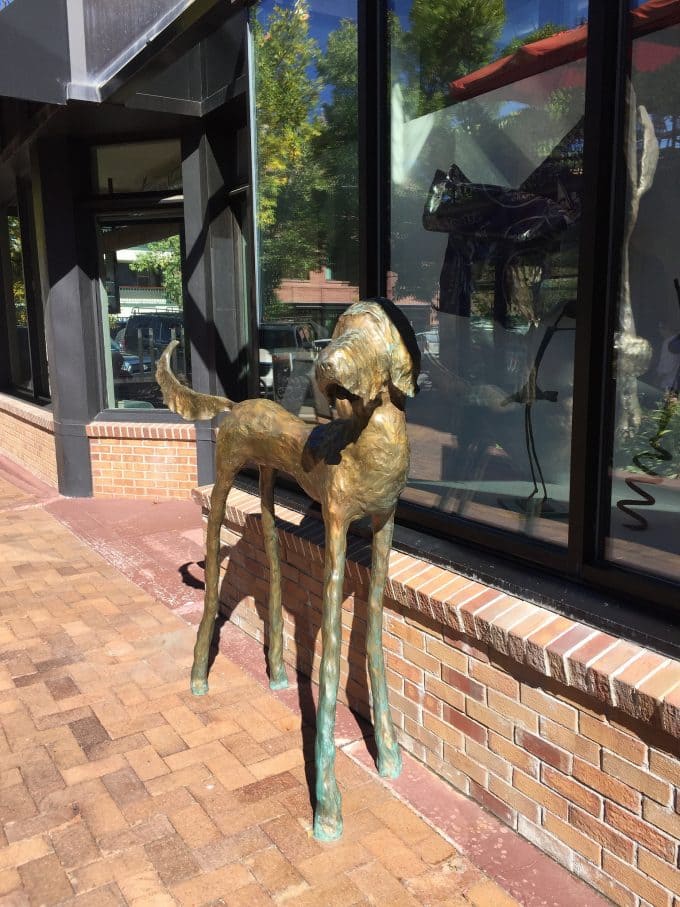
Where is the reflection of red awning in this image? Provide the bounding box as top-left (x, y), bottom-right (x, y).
top-left (450, 0), bottom-right (680, 102)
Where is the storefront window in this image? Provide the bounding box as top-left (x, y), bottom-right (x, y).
top-left (253, 0), bottom-right (358, 419)
top-left (97, 219), bottom-right (189, 409)
top-left (389, 0), bottom-right (587, 543)
top-left (607, 1), bottom-right (680, 583)
top-left (5, 208), bottom-right (32, 391)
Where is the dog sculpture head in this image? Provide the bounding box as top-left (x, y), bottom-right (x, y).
top-left (315, 299), bottom-right (420, 409)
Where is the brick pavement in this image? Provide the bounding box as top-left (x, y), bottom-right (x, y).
top-left (0, 471), bottom-right (526, 907)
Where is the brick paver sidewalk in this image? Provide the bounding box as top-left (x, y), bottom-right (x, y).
top-left (0, 473), bottom-right (523, 907)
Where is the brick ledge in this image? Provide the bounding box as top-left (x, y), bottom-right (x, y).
top-left (0, 392), bottom-right (54, 432)
top-left (192, 483), bottom-right (680, 739)
top-left (87, 421), bottom-right (196, 441)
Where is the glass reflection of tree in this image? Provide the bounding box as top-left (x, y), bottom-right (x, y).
top-left (254, 1), bottom-right (359, 320)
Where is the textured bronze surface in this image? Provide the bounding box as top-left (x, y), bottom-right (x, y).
top-left (156, 299), bottom-right (419, 840)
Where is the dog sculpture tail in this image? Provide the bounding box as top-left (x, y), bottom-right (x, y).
top-left (156, 340), bottom-right (233, 420)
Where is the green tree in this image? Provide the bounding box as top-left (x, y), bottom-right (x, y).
top-left (128, 236), bottom-right (183, 308)
top-left (500, 22), bottom-right (565, 57)
top-left (404, 0), bottom-right (505, 114)
top-left (8, 216), bottom-right (27, 323)
top-left (253, 1), bottom-right (325, 316)
top-left (314, 19), bottom-right (359, 285)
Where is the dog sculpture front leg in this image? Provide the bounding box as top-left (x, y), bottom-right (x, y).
top-left (368, 512), bottom-right (402, 778)
top-left (191, 468), bottom-right (234, 695)
top-left (313, 509), bottom-right (349, 841)
top-left (259, 466), bottom-right (288, 690)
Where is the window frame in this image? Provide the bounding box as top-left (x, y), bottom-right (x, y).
top-left (0, 176), bottom-right (50, 403)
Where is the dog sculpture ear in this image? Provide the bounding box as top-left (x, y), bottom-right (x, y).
top-left (386, 320), bottom-right (418, 398)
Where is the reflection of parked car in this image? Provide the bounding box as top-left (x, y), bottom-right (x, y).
top-left (416, 330), bottom-right (439, 356)
top-left (117, 313), bottom-right (184, 354)
top-left (110, 340), bottom-right (152, 378)
top-left (259, 348), bottom-right (274, 396)
top-left (258, 322), bottom-right (330, 403)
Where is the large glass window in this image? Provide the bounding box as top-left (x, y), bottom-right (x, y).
top-left (97, 218), bottom-right (189, 410)
top-left (388, 0), bottom-right (588, 544)
top-left (253, 0), bottom-right (358, 420)
top-left (606, 1), bottom-right (680, 583)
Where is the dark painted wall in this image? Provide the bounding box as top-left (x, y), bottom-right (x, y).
top-left (0, 0), bottom-right (70, 104)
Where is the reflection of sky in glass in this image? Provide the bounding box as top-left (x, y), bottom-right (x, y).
top-left (256, 0), bottom-right (357, 109)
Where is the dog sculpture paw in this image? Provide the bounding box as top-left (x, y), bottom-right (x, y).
top-left (191, 677), bottom-right (209, 696)
top-left (378, 748), bottom-right (402, 779)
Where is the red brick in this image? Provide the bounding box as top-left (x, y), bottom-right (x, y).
top-left (543, 812), bottom-right (600, 864)
top-left (603, 853), bottom-right (671, 907)
top-left (542, 765), bottom-right (602, 816)
top-left (573, 855), bottom-right (636, 907)
top-left (572, 757), bottom-right (641, 813)
top-left (605, 802), bottom-right (676, 861)
top-left (442, 704), bottom-right (487, 745)
top-left (424, 638), bottom-right (467, 674)
top-left (520, 685), bottom-right (578, 730)
top-left (569, 805), bottom-right (634, 861)
top-left (440, 666), bottom-right (485, 702)
top-left (642, 799), bottom-right (680, 841)
top-left (488, 775), bottom-right (539, 823)
top-left (637, 848), bottom-right (680, 895)
top-left (601, 751), bottom-right (672, 806)
top-left (489, 732), bottom-right (539, 777)
top-left (487, 690), bottom-right (538, 732)
top-left (539, 717), bottom-right (599, 764)
top-left (466, 699), bottom-right (512, 738)
top-left (546, 625), bottom-right (597, 684)
top-left (469, 779), bottom-right (514, 826)
top-left (515, 729), bottom-right (571, 772)
top-left (469, 661), bottom-right (518, 699)
top-left (513, 769), bottom-right (568, 819)
top-left (579, 714), bottom-right (646, 765)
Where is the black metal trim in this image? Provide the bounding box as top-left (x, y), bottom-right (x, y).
top-left (358, 0), bottom-right (388, 298)
top-left (568, 0), bottom-right (629, 574)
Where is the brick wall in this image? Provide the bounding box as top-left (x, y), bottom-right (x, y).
top-left (196, 485), bottom-right (680, 907)
top-left (0, 394), bottom-right (58, 488)
top-left (87, 423), bottom-right (197, 499)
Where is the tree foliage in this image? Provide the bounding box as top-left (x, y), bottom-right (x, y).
top-left (128, 236), bottom-right (183, 309)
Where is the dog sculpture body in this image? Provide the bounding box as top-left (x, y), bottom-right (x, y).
top-left (156, 300), bottom-right (419, 840)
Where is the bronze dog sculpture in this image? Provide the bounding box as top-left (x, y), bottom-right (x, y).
top-left (156, 299), bottom-right (419, 840)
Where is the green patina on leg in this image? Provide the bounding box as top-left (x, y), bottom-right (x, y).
top-left (191, 470), bottom-right (232, 696)
top-left (260, 466), bottom-right (288, 690)
top-left (313, 514), bottom-right (348, 841)
top-left (368, 514), bottom-right (402, 778)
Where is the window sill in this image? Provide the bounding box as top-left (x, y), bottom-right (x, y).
top-left (0, 392), bottom-right (54, 431)
top-left (86, 421), bottom-right (196, 440)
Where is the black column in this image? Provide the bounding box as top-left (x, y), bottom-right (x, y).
top-left (37, 138), bottom-right (102, 496)
top-left (181, 104), bottom-right (251, 486)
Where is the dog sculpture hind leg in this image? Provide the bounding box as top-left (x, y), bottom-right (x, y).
top-left (156, 299), bottom-right (420, 840)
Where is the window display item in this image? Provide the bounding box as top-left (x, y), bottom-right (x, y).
top-left (156, 299), bottom-right (420, 841)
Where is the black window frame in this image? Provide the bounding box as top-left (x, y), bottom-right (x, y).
top-left (0, 175), bottom-right (51, 404)
top-left (355, 0), bottom-right (680, 622)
